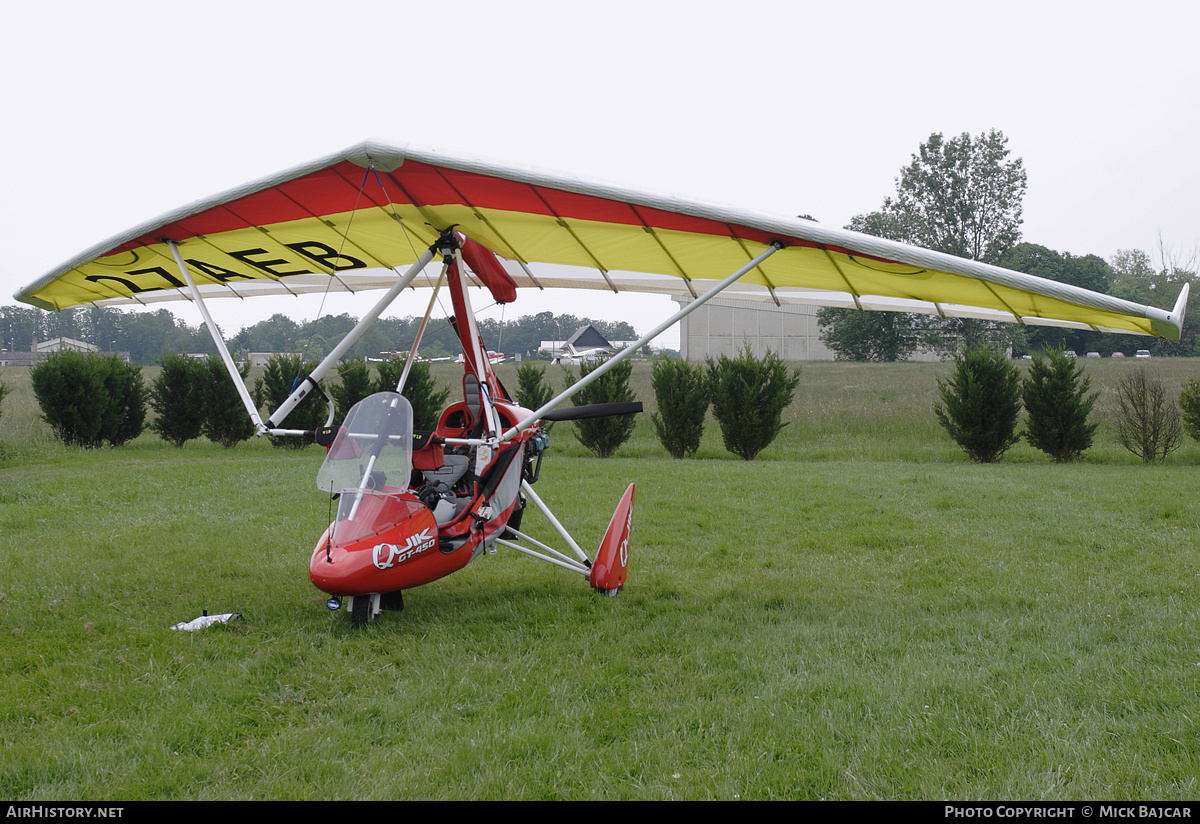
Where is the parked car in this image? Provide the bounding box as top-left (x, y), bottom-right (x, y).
top-left (1086, 351), bottom-right (1100, 358)
top-left (1111, 352), bottom-right (1125, 358)
top-left (1135, 349), bottom-right (1151, 358)
top-left (1065, 350), bottom-right (1077, 358)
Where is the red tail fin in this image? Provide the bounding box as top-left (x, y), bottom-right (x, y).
top-left (590, 483), bottom-right (634, 594)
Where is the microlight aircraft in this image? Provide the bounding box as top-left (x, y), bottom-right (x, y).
top-left (16, 140), bottom-right (1189, 625)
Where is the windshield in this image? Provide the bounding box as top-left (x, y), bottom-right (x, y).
top-left (317, 392), bottom-right (414, 495)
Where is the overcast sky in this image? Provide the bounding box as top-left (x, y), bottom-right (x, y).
top-left (3, 0), bottom-right (1197, 350)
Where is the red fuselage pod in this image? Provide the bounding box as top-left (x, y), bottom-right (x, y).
top-left (590, 483), bottom-right (634, 592)
top-left (309, 490), bottom-right (471, 596)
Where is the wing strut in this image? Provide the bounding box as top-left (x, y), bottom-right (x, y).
top-left (500, 241), bottom-right (785, 442)
top-left (168, 240), bottom-right (266, 433)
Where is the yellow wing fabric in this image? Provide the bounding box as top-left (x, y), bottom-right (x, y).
top-left (16, 140), bottom-right (1185, 340)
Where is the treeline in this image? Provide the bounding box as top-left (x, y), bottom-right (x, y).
top-left (0, 304), bottom-right (637, 366)
top-left (228, 311), bottom-right (637, 363)
top-left (0, 305), bottom-right (213, 365)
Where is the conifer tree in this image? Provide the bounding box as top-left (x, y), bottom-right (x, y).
top-left (1021, 350), bottom-right (1098, 462)
top-left (650, 357), bottom-right (709, 458)
top-left (706, 345), bottom-right (800, 461)
top-left (200, 357), bottom-right (256, 448)
top-left (149, 353), bottom-right (206, 447)
top-left (566, 358), bottom-right (638, 458)
top-left (253, 354), bottom-right (325, 449)
top-left (1179, 378), bottom-right (1200, 443)
top-left (331, 358), bottom-right (374, 425)
top-left (31, 352), bottom-right (146, 448)
top-left (935, 344), bottom-right (1021, 463)
top-left (375, 359), bottom-right (449, 431)
top-left (515, 360), bottom-right (553, 413)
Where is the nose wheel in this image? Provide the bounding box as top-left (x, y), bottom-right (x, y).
top-left (345, 591), bottom-right (403, 627)
top-left (348, 593), bottom-right (379, 627)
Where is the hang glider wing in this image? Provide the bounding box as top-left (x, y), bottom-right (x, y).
top-left (15, 139), bottom-right (1187, 340)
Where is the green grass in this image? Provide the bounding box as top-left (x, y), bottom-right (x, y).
top-left (2, 359), bottom-right (1200, 799)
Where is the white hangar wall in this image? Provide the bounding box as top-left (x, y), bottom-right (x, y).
top-left (673, 297), bottom-right (948, 363)
top-left (674, 297), bottom-right (835, 362)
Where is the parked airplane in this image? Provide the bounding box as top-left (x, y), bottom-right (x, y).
top-left (552, 344), bottom-right (610, 365)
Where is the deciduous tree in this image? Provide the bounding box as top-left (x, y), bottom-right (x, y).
top-left (816, 307), bottom-right (922, 362)
top-left (820, 130), bottom-right (1027, 360)
top-left (1114, 368), bottom-right (1181, 463)
top-left (885, 130), bottom-right (1027, 265)
top-left (1110, 245), bottom-right (1199, 357)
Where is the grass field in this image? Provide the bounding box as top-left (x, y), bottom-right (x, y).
top-left (2, 357), bottom-right (1200, 799)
